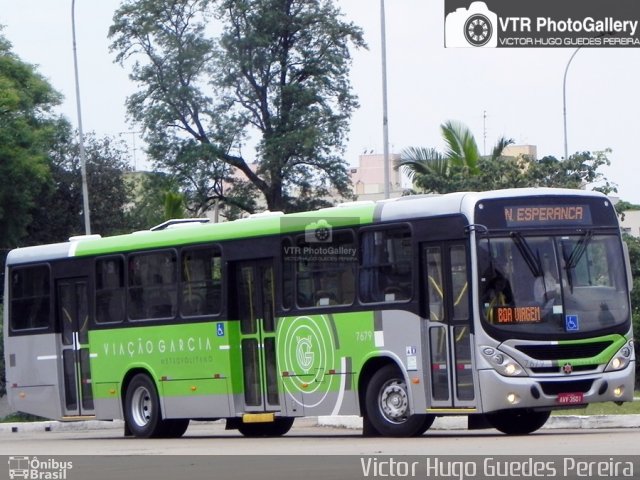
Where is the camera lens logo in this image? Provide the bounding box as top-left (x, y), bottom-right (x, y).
top-left (445, 1), bottom-right (498, 48)
top-left (305, 219), bottom-right (332, 243)
top-left (465, 12), bottom-right (492, 46)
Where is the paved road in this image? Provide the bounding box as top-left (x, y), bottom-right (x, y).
top-left (1, 420), bottom-right (639, 480)
top-left (1, 418), bottom-right (639, 456)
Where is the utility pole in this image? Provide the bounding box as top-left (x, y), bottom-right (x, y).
top-left (483, 110), bottom-right (487, 156)
top-left (72, 0), bottom-right (91, 234)
top-left (563, 47), bottom-right (581, 161)
top-left (381, 0), bottom-right (390, 199)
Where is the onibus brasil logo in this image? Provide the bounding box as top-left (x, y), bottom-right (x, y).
top-left (8, 456), bottom-right (73, 480)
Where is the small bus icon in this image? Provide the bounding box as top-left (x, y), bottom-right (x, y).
top-left (8, 456), bottom-right (29, 479)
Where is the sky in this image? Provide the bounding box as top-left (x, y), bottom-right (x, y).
top-left (2, 1), bottom-right (640, 202)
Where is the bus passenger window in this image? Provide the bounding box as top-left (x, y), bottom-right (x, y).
top-left (128, 251), bottom-right (177, 320)
top-left (281, 238), bottom-right (294, 310)
top-left (181, 247), bottom-right (222, 317)
top-left (9, 265), bottom-right (51, 331)
top-left (424, 247), bottom-right (444, 322)
top-left (450, 246), bottom-right (470, 321)
top-left (360, 227), bottom-right (412, 303)
top-left (96, 257), bottom-right (125, 324)
top-left (295, 229), bottom-right (356, 308)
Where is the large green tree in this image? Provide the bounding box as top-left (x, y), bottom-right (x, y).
top-left (1, 33), bottom-right (59, 398)
top-left (0, 33), bottom-right (61, 249)
top-left (109, 0), bottom-right (365, 215)
top-left (26, 130), bottom-right (135, 245)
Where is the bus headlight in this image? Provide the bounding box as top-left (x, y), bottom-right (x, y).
top-left (605, 341), bottom-right (634, 372)
top-left (503, 362), bottom-right (521, 376)
top-left (481, 346), bottom-right (526, 377)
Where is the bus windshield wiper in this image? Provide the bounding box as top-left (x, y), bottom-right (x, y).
top-left (565, 230), bottom-right (593, 269)
top-left (561, 230), bottom-right (593, 293)
top-left (510, 232), bottom-right (542, 278)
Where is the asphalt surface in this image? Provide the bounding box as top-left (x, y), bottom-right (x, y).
top-left (1, 412), bottom-right (639, 434)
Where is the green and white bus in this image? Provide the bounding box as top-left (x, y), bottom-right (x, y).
top-left (3, 188), bottom-right (636, 437)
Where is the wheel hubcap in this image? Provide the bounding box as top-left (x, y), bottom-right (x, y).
top-left (131, 386), bottom-right (152, 427)
top-left (379, 379), bottom-right (409, 424)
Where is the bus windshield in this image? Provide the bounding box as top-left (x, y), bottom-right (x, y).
top-left (477, 234), bottom-right (629, 336)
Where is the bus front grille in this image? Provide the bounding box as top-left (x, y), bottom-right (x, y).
top-left (515, 341), bottom-right (613, 360)
top-left (530, 365), bottom-right (599, 374)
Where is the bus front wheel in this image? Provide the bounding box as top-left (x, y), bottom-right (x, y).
top-left (486, 409), bottom-right (551, 435)
top-left (365, 365), bottom-right (435, 437)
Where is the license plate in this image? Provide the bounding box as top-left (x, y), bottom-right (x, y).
top-left (556, 392), bottom-right (584, 405)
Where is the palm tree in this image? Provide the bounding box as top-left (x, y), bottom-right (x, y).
top-left (397, 121), bottom-right (513, 194)
top-left (440, 120), bottom-right (482, 175)
top-left (397, 147), bottom-right (446, 182)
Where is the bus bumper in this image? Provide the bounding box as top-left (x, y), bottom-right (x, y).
top-left (477, 363), bottom-right (635, 413)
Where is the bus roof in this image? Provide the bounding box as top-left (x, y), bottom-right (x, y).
top-left (5, 188), bottom-right (609, 265)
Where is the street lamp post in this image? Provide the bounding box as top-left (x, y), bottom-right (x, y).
top-left (562, 47), bottom-right (581, 161)
top-left (380, 0), bottom-right (390, 199)
top-left (71, 0), bottom-right (91, 235)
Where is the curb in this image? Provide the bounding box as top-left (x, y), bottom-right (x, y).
top-left (0, 420), bottom-right (125, 434)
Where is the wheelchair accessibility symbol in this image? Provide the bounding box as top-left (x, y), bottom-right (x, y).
top-left (216, 323), bottom-right (225, 337)
top-left (565, 315), bottom-right (579, 331)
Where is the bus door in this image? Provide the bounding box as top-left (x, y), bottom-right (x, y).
top-left (422, 242), bottom-right (476, 409)
top-left (233, 259), bottom-right (281, 412)
top-left (56, 277), bottom-right (94, 417)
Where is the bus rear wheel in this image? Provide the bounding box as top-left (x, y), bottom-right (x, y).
top-left (124, 373), bottom-right (189, 438)
top-left (237, 417), bottom-right (294, 437)
top-left (365, 365), bottom-right (435, 437)
top-left (486, 409), bottom-right (551, 435)
top-left (159, 418), bottom-right (190, 438)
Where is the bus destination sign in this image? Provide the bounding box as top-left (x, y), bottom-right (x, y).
top-left (494, 306), bottom-right (542, 324)
top-left (503, 205), bottom-right (592, 227)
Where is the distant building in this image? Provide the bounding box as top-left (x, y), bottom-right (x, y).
top-left (619, 210), bottom-right (640, 237)
top-left (350, 153), bottom-right (405, 201)
top-left (502, 144), bottom-right (537, 160)
top-left (607, 197), bottom-right (640, 238)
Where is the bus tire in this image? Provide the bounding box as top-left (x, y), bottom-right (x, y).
top-left (159, 419), bottom-right (190, 438)
top-left (486, 409), bottom-right (551, 435)
top-left (237, 417), bottom-right (294, 437)
top-left (365, 364), bottom-right (434, 437)
top-left (124, 373), bottom-right (166, 438)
